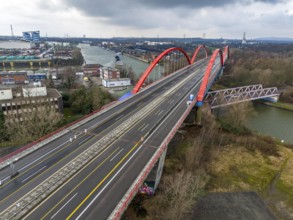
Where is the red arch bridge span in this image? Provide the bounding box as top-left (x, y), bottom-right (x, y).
top-left (0, 45), bottom-right (229, 220)
top-left (132, 45), bottom-right (229, 101)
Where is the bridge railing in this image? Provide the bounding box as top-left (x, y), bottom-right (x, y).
top-left (0, 101), bottom-right (118, 169)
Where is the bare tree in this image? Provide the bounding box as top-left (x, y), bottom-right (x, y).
top-left (62, 67), bottom-right (76, 90)
top-left (162, 171), bottom-right (204, 220)
top-left (5, 101), bottom-right (63, 143)
top-left (224, 102), bottom-right (255, 129)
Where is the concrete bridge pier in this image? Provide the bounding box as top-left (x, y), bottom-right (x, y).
top-left (195, 101), bottom-right (203, 125)
top-left (184, 107), bottom-right (196, 125)
top-left (145, 147), bottom-right (167, 190)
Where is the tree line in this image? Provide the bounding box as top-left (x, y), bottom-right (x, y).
top-left (0, 85), bottom-right (114, 147)
top-left (218, 45), bottom-right (293, 103)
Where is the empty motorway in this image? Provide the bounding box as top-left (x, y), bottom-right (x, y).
top-left (0, 57), bottom-right (222, 219)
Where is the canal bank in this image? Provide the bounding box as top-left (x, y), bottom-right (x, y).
top-left (122, 53), bottom-right (149, 64)
top-left (79, 43), bottom-right (149, 76)
top-left (80, 44), bottom-right (293, 144)
top-left (246, 102), bottom-right (293, 144)
top-left (256, 100), bottom-right (293, 112)
top-left (79, 43), bottom-right (163, 83)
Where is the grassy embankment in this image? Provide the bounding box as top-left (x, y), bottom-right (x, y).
top-left (258, 100), bottom-right (293, 112)
top-left (124, 107), bottom-right (293, 220)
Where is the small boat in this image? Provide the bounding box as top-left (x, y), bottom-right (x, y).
top-left (116, 60), bottom-right (124, 66)
top-left (115, 55), bottom-right (124, 66)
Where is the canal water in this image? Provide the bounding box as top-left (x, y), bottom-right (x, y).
top-left (0, 41), bottom-right (30, 49)
top-left (79, 43), bottom-right (162, 81)
top-left (78, 44), bottom-right (293, 144)
top-left (246, 103), bottom-right (293, 144)
top-left (79, 43), bottom-right (149, 76)
top-left (2, 41), bottom-right (292, 144)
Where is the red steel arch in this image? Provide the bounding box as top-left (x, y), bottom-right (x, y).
top-left (223, 46), bottom-right (229, 62)
top-left (196, 49), bottom-right (224, 103)
top-left (190, 45), bottom-right (208, 63)
top-left (132, 47), bottom-right (191, 94)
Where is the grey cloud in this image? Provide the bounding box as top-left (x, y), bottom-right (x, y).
top-left (61, 0), bottom-right (235, 30)
top-left (63, 0), bottom-right (284, 12)
top-left (36, 0), bottom-right (68, 11)
top-left (61, 0), bottom-right (290, 36)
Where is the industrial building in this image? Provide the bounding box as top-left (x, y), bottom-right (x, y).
top-left (82, 64), bottom-right (103, 76)
top-left (102, 78), bottom-right (131, 88)
top-left (0, 71), bottom-right (28, 85)
top-left (100, 67), bottom-right (132, 88)
top-left (0, 85), bottom-right (63, 123)
top-left (0, 70), bottom-right (49, 85)
top-left (22, 31), bottom-right (40, 43)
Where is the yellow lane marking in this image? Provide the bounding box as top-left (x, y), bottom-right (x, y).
top-left (66, 141), bottom-right (141, 220)
top-left (39, 147), bottom-right (120, 220)
top-left (0, 110), bottom-right (131, 203)
top-left (0, 104), bottom-right (134, 190)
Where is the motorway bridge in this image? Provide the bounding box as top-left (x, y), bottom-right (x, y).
top-left (0, 45), bottom-right (229, 219)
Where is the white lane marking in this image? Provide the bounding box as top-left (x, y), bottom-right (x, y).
top-left (50, 193), bottom-right (78, 219)
top-left (169, 100), bottom-right (174, 104)
top-left (114, 114), bottom-right (124, 121)
top-left (140, 124), bottom-right (149, 132)
top-left (88, 113), bottom-right (118, 130)
top-left (76, 144), bottom-right (144, 220)
top-left (18, 141), bottom-right (69, 173)
top-left (137, 123), bottom-right (146, 131)
top-left (154, 110), bottom-right (160, 115)
top-left (2, 176), bottom-right (10, 182)
top-left (21, 166), bottom-right (47, 183)
top-left (157, 110), bottom-right (164, 116)
top-left (136, 102), bottom-right (143, 107)
top-left (3, 137), bottom-right (73, 182)
top-left (76, 78), bottom-right (203, 220)
top-left (110, 149), bottom-right (124, 162)
top-left (78, 136), bottom-right (92, 145)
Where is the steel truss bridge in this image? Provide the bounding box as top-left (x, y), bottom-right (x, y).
top-left (0, 44), bottom-right (275, 220)
top-left (206, 84), bottom-right (279, 109)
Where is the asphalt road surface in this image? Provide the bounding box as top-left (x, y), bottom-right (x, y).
top-left (0, 57), bottom-right (222, 219)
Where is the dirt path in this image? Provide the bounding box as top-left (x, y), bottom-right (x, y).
top-left (265, 151), bottom-right (293, 220)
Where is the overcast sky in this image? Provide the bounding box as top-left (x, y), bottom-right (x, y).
top-left (1, 0), bottom-right (293, 39)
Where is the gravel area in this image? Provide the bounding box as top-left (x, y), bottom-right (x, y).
top-left (192, 192), bottom-right (277, 220)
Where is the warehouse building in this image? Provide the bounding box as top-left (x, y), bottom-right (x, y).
top-left (102, 78), bottom-right (131, 88)
top-left (82, 64), bottom-right (103, 76)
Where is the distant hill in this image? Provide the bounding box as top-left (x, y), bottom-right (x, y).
top-left (254, 37), bottom-right (293, 42)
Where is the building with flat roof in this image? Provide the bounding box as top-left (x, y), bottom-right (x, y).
top-left (82, 64), bottom-right (103, 76)
top-left (100, 67), bottom-right (120, 79)
top-left (102, 78), bottom-right (131, 88)
top-left (0, 86), bottom-right (63, 123)
top-left (0, 71), bottom-right (28, 85)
